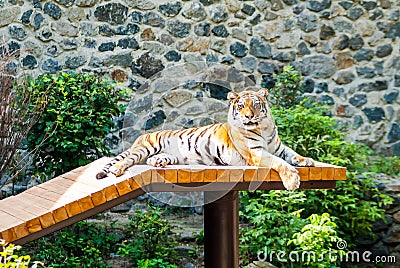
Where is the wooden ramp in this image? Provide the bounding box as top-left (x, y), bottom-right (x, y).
top-left (0, 158), bottom-right (346, 245)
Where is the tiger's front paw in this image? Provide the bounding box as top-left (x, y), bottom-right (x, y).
top-left (147, 155), bottom-right (169, 168)
top-left (291, 155), bottom-right (315, 167)
top-left (109, 163), bottom-right (125, 177)
top-left (279, 164), bottom-right (300, 190)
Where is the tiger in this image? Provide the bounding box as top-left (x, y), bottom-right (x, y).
top-left (96, 88), bottom-right (315, 190)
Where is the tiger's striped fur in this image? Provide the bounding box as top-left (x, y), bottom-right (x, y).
top-left (96, 88), bottom-right (314, 190)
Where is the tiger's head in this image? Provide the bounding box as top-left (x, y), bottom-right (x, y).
top-left (227, 88), bottom-right (271, 128)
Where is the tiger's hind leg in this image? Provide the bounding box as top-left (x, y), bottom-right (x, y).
top-left (146, 153), bottom-right (178, 168)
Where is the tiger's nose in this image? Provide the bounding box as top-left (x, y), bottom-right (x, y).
top-left (245, 110), bottom-right (253, 119)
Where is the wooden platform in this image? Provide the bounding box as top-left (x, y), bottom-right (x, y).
top-left (0, 158), bottom-right (346, 245)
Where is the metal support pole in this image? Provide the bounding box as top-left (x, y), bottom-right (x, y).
top-left (204, 191), bottom-right (239, 268)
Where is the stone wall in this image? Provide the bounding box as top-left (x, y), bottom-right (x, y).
top-left (0, 0), bottom-right (399, 155)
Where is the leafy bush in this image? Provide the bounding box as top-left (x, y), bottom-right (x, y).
top-left (269, 65), bottom-right (304, 108)
top-left (25, 221), bottom-right (119, 267)
top-left (366, 155), bottom-right (400, 176)
top-left (0, 239), bottom-right (43, 268)
top-left (240, 191), bottom-right (308, 263)
top-left (117, 207), bottom-right (178, 267)
top-left (25, 208), bottom-right (180, 267)
top-left (137, 258), bottom-right (177, 268)
top-left (240, 178), bottom-right (391, 266)
top-left (271, 103), bottom-right (368, 169)
top-left (239, 66), bottom-right (393, 265)
top-left (288, 213), bottom-right (345, 268)
top-left (23, 72), bottom-right (125, 177)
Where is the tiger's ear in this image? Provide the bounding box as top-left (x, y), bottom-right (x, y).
top-left (227, 91), bottom-right (239, 102)
top-left (257, 88), bottom-right (269, 99)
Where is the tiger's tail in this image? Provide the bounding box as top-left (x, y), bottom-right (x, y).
top-left (96, 150), bottom-right (131, 179)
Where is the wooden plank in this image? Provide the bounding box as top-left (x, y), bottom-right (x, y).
top-left (89, 191), bottom-right (107, 206)
top-left (8, 193), bottom-right (60, 222)
top-left (14, 193), bottom-right (64, 228)
top-left (62, 172), bottom-right (119, 202)
top-left (297, 167), bottom-right (309, 181)
top-left (1, 197), bottom-right (56, 231)
top-left (0, 211), bottom-right (21, 242)
top-left (204, 168), bottom-right (217, 182)
top-left (0, 210), bottom-right (32, 239)
top-left (321, 167), bottom-right (335, 180)
top-left (243, 167), bottom-right (257, 182)
top-left (190, 168), bottom-right (205, 183)
top-left (270, 170), bottom-right (281, 181)
top-left (43, 177), bottom-right (107, 208)
top-left (334, 167), bottom-right (347, 180)
top-left (314, 161), bottom-right (337, 167)
top-left (37, 180), bottom-right (104, 208)
top-left (115, 180), bottom-right (132, 196)
top-left (178, 169), bottom-right (191, 183)
top-left (103, 186), bottom-right (120, 201)
top-left (24, 185), bottom-right (87, 218)
top-left (0, 204), bottom-right (41, 238)
top-left (309, 167), bottom-right (322, 180)
top-left (217, 169), bottom-right (230, 182)
top-left (229, 168), bottom-right (244, 183)
top-left (140, 170), bottom-right (152, 186)
top-left (24, 186), bottom-right (85, 205)
top-left (257, 168), bottom-right (271, 181)
top-left (164, 167), bottom-right (178, 183)
top-left (0, 160), bottom-right (346, 245)
top-left (0, 209), bottom-right (29, 241)
top-left (151, 169), bottom-right (165, 183)
top-left (76, 196), bottom-right (95, 212)
top-left (46, 176), bottom-right (97, 194)
top-left (0, 228), bottom-right (16, 242)
top-left (128, 175), bottom-right (141, 191)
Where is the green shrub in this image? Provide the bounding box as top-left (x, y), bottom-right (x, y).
top-left (239, 66), bottom-right (393, 266)
top-left (23, 72), bottom-right (125, 177)
top-left (240, 191), bottom-right (308, 263)
top-left (117, 207), bottom-right (178, 266)
top-left (137, 258), bottom-right (177, 268)
top-left (288, 213), bottom-right (345, 268)
top-left (24, 208), bottom-right (180, 267)
top-left (25, 221), bottom-right (119, 267)
top-left (366, 155), bottom-right (400, 176)
top-left (240, 179), bottom-right (391, 266)
top-left (271, 103), bottom-right (368, 169)
top-left (269, 65), bottom-right (304, 108)
top-left (0, 239), bottom-right (44, 268)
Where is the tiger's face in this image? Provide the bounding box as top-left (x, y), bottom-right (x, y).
top-left (227, 88), bottom-right (270, 127)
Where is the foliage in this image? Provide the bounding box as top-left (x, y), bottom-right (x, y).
top-left (23, 72), bottom-right (126, 177)
top-left (288, 213), bottom-right (345, 268)
top-left (24, 207), bottom-right (181, 267)
top-left (117, 207), bottom-right (178, 266)
top-left (366, 155), bottom-right (400, 176)
top-left (0, 239), bottom-right (44, 268)
top-left (271, 102), bottom-right (368, 169)
top-left (240, 191), bottom-right (308, 263)
top-left (239, 66), bottom-right (394, 265)
top-left (25, 221), bottom-right (119, 268)
top-left (240, 180), bottom-right (391, 266)
top-left (136, 258), bottom-right (177, 268)
top-left (269, 65), bottom-right (304, 108)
